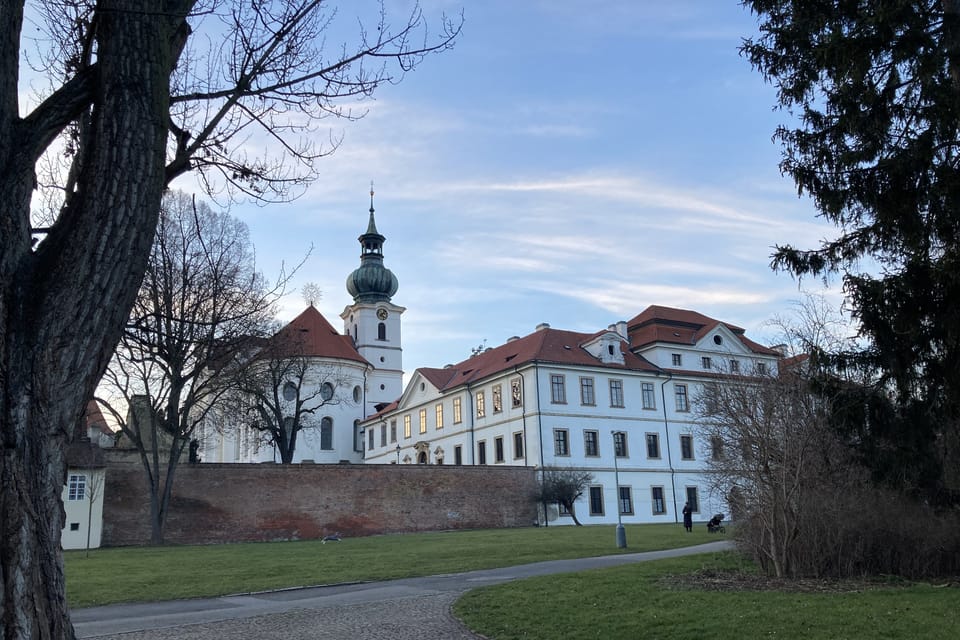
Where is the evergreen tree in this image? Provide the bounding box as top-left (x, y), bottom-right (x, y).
top-left (742, 0), bottom-right (960, 501)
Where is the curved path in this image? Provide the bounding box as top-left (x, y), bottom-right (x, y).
top-left (73, 540), bottom-right (733, 639)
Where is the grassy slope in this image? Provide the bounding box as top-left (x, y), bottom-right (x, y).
top-left (454, 553), bottom-right (960, 640)
top-left (65, 524), bottom-right (712, 607)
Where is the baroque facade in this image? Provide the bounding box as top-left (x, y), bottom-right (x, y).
top-left (203, 195), bottom-right (781, 526)
top-left (361, 307), bottom-right (779, 526)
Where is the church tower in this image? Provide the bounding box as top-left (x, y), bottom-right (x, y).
top-left (341, 188), bottom-right (405, 415)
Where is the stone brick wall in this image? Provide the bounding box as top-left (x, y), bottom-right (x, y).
top-left (101, 462), bottom-right (539, 546)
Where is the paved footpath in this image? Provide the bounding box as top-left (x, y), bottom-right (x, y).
top-left (72, 540), bottom-right (733, 640)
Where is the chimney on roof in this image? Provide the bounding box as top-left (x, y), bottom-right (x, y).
top-left (535, 322), bottom-right (550, 332)
top-left (607, 321), bottom-right (628, 339)
top-left (506, 335), bottom-right (520, 343)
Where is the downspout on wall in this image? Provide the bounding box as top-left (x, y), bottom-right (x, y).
top-left (660, 373), bottom-right (679, 523)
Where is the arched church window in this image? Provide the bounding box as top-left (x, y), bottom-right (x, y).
top-left (418, 451), bottom-right (427, 464)
top-left (378, 322), bottom-right (386, 340)
top-left (282, 382), bottom-right (297, 401)
top-left (320, 417), bottom-right (333, 450)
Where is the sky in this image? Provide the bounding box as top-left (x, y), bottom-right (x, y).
top-left (33, 1), bottom-right (842, 377)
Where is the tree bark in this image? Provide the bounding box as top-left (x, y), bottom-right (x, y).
top-left (0, 2), bottom-right (185, 637)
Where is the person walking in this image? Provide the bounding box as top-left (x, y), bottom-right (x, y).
top-left (682, 502), bottom-right (692, 532)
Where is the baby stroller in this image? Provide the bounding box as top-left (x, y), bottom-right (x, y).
top-left (706, 513), bottom-right (725, 533)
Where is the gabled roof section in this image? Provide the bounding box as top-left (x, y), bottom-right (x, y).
top-left (627, 305), bottom-right (779, 356)
top-left (264, 305), bottom-right (369, 365)
top-left (419, 327), bottom-right (659, 393)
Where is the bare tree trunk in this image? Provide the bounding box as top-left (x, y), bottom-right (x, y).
top-left (0, 2), bottom-right (181, 637)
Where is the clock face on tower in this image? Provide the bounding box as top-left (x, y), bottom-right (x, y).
top-left (377, 308), bottom-right (388, 320)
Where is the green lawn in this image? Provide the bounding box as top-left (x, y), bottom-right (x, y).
top-left (454, 553), bottom-right (960, 640)
top-left (65, 523), bottom-right (713, 607)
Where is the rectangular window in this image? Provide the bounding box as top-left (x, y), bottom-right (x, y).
top-left (495, 436), bottom-right (505, 463)
top-left (652, 486), bottom-right (666, 514)
top-left (589, 486), bottom-right (604, 516)
top-left (580, 377), bottom-right (595, 405)
top-left (646, 433), bottom-right (660, 459)
top-left (492, 385), bottom-right (503, 413)
top-left (380, 422), bottom-right (387, 447)
top-left (435, 403), bottom-right (444, 430)
top-left (550, 374), bottom-right (566, 403)
top-left (511, 378), bottom-right (523, 407)
top-left (680, 434), bottom-right (694, 460)
top-left (671, 353), bottom-right (682, 366)
top-left (403, 415), bottom-right (411, 439)
top-left (756, 361), bottom-right (768, 375)
top-left (67, 474), bottom-right (86, 501)
top-left (476, 391), bottom-right (486, 418)
top-left (641, 382), bottom-right (656, 410)
top-left (454, 445), bottom-right (463, 465)
top-left (613, 431), bottom-right (628, 457)
top-left (686, 486), bottom-right (700, 513)
top-left (390, 419), bottom-right (397, 443)
top-left (711, 436), bottom-right (723, 460)
top-left (609, 379), bottom-right (624, 408)
top-left (513, 432), bottom-right (524, 459)
top-left (453, 396), bottom-right (462, 423)
top-left (618, 486), bottom-right (633, 515)
top-left (554, 428), bottom-right (570, 456)
top-left (730, 359), bottom-right (740, 374)
top-left (367, 428), bottom-right (374, 451)
top-left (583, 429), bottom-right (599, 457)
top-left (701, 356), bottom-right (712, 369)
top-left (355, 422), bottom-right (364, 452)
top-left (478, 441), bottom-right (487, 465)
top-left (675, 384), bottom-right (689, 412)
top-left (419, 408), bottom-right (427, 434)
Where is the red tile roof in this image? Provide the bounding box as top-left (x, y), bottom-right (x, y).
top-left (627, 305), bottom-right (779, 356)
top-left (414, 327), bottom-right (659, 393)
top-left (263, 306), bottom-right (369, 365)
top-left (84, 401), bottom-right (113, 436)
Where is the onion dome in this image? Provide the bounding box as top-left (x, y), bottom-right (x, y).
top-left (345, 188), bottom-right (399, 303)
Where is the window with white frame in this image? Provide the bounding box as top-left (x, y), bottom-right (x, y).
top-left (730, 359), bottom-right (740, 373)
top-left (651, 486), bottom-right (666, 514)
top-left (680, 434), bottom-right (694, 460)
top-left (756, 361), bottom-right (768, 375)
top-left (686, 486), bottom-right (700, 512)
top-left (390, 419), bottom-right (397, 443)
top-left (494, 436), bottom-right (505, 463)
top-left (477, 441), bottom-right (487, 465)
top-left (580, 377), bottom-right (595, 405)
top-left (613, 431), bottom-right (628, 457)
top-left (513, 432), bottom-right (524, 459)
top-left (645, 433), bottom-right (660, 458)
top-left (435, 403), bottom-right (444, 429)
top-left (419, 408), bottom-right (427, 434)
top-left (641, 382), bottom-right (656, 409)
top-left (701, 356), bottom-right (712, 369)
top-left (511, 378), bottom-right (523, 407)
top-left (454, 445), bottom-right (463, 465)
top-left (583, 429), bottom-right (599, 457)
top-left (675, 384), bottom-right (690, 412)
top-left (589, 486), bottom-right (604, 516)
top-left (711, 435), bottom-right (723, 460)
top-left (476, 391), bottom-right (486, 418)
top-left (67, 474), bottom-right (86, 501)
top-left (671, 353), bottom-right (682, 367)
top-left (322, 417), bottom-right (334, 450)
top-left (554, 428), bottom-right (570, 456)
top-left (618, 486), bottom-right (633, 515)
top-left (492, 385), bottom-right (503, 413)
top-left (609, 379), bottom-right (624, 407)
top-left (453, 396), bottom-right (462, 423)
top-left (379, 421), bottom-right (387, 448)
top-left (403, 415), bottom-right (411, 438)
top-left (550, 374), bottom-right (566, 403)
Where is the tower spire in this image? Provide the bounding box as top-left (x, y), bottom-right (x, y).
top-left (346, 185), bottom-right (398, 303)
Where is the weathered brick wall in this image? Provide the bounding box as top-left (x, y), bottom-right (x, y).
top-left (101, 462), bottom-right (539, 546)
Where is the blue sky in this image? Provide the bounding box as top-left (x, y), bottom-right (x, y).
top-left (210, 1), bottom-right (837, 373)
